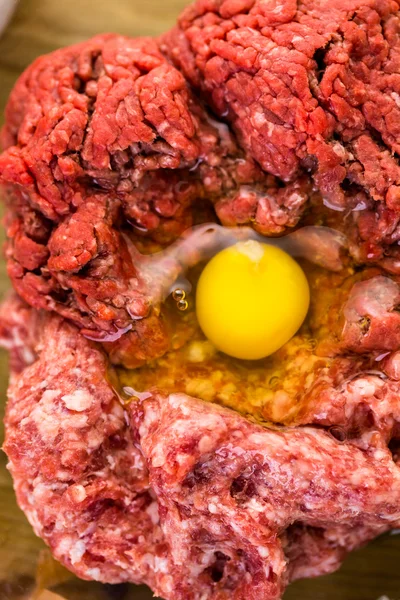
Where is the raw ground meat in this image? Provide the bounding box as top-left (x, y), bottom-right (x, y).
top-left (3, 293), bottom-right (400, 600)
top-left (2, 0), bottom-right (400, 598)
top-left (3, 0), bottom-right (400, 359)
top-left (0, 33), bottom-right (310, 366)
top-left (163, 0), bottom-right (400, 209)
top-left (162, 0), bottom-right (400, 268)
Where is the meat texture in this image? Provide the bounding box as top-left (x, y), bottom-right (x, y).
top-left (2, 0), bottom-right (400, 598)
top-left (3, 0), bottom-right (400, 363)
top-left (2, 294), bottom-right (400, 600)
top-left (3, 295), bottom-right (169, 589)
top-left (0, 33), bottom-right (310, 367)
top-left (163, 0), bottom-right (400, 256)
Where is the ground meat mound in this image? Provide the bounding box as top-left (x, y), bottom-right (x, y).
top-left (3, 293), bottom-right (400, 600)
top-left (163, 0), bottom-right (400, 262)
top-left (164, 0), bottom-right (400, 206)
top-left (3, 1), bottom-right (400, 359)
top-left (2, 0), bottom-right (400, 598)
top-left (0, 33), bottom-right (309, 365)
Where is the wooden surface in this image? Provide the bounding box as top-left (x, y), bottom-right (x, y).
top-left (0, 1), bottom-right (399, 599)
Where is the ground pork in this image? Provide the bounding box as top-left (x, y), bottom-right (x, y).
top-left (3, 293), bottom-right (400, 600)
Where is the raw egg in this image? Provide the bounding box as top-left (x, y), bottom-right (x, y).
top-left (196, 240), bottom-right (310, 360)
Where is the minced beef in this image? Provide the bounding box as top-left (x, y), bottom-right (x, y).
top-left (2, 1), bottom-right (400, 361)
top-left (0, 33), bottom-right (309, 365)
top-left (163, 0), bottom-right (400, 207)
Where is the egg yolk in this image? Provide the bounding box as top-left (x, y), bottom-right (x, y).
top-left (196, 240), bottom-right (310, 360)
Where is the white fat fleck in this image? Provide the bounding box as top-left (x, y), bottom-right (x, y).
top-left (179, 403), bottom-right (191, 416)
top-left (85, 568), bottom-right (101, 580)
top-left (198, 434), bottom-right (214, 454)
top-left (32, 483), bottom-right (52, 502)
top-left (332, 141), bottom-right (347, 160)
top-left (236, 240), bottom-right (265, 262)
top-left (71, 484), bottom-right (87, 503)
top-left (131, 452), bottom-right (145, 471)
top-left (139, 402), bottom-right (159, 438)
top-left (151, 449), bottom-right (166, 468)
top-left (258, 546), bottom-right (270, 558)
top-left (42, 389), bottom-right (61, 402)
top-left (61, 389), bottom-right (93, 412)
top-left (350, 469), bottom-right (369, 487)
top-left (373, 449), bottom-right (387, 461)
top-left (30, 389), bottom-right (62, 440)
top-left (267, 121), bottom-right (275, 135)
top-left (70, 540), bottom-right (86, 565)
top-left (106, 454), bottom-right (116, 470)
top-left (251, 109), bottom-right (267, 128)
top-left (61, 414), bottom-right (88, 429)
top-left (22, 347), bottom-right (35, 365)
top-left (208, 503), bottom-right (218, 514)
top-left (56, 536), bottom-right (74, 555)
top-left (154, 556), bottom-right (169, 573)
top-left (391, 91), bottom-right (400, 107)
top-left (87, 428), bottom-right (105, 449)
top-left (175, 452), bottom-right (191, 466)
top-left (288, 191), bottom-right (303, 206)
top-left (272, 2), bottom-right (284, 14)
top-left (141, 552), bottom-right (157, 570)
top-left (0, 318), bottom-right (36, 366)
top-left (169, 393), bottom-right (190, 409)
top-left (350, 378), bottom-right (379, 398)
top-left (146, 501), bottom-right (160, 525)
top-left (244, 497), bottom-right (267, 513)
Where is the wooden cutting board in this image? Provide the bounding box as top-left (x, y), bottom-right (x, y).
top-left (0, 1), bottom-right (399, 599)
